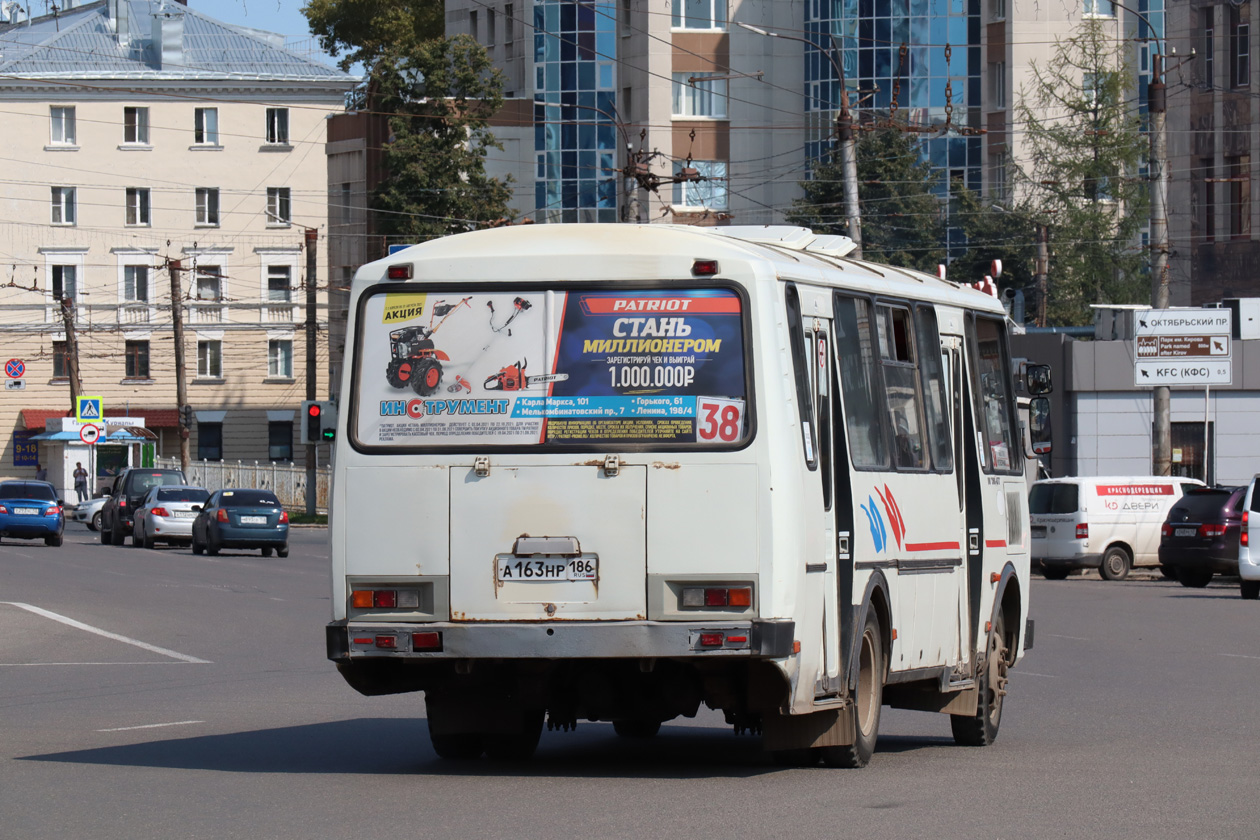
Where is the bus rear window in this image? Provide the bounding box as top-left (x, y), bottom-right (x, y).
top-left (353, 288), bottom-right (748, 448)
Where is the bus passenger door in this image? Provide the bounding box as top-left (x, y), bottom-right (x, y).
top-left (810, 321), bottom-right (844, 693)
top-left (946, 336), bottom-right (975, 673)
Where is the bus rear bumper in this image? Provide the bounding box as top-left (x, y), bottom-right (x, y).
top-left (327, 619), bottom-right (796, 662)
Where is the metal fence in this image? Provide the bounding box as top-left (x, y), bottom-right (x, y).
top-left (154, 457), bottom-right (329, 513)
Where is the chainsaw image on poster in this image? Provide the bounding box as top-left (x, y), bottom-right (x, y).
top-left (484, 359), bottom-right (569, 391)
top-left (384, 298), bottom-right (471, 395)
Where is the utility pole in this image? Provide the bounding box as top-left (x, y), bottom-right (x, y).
top-left (1149, 52), bottom-right (1171, 477)
top-left (59, 297), bottom-right (83, 413)
top-left (1034, 224), bottom-right (1049, 328)
top-left (169, 259), bottom-right (190, 474)
top-left (836, 104), bottom-right (862, 258)
top-left (304, 228), bottom-right (318, 517)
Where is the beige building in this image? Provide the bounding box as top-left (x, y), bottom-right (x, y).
top-left (0, 0), bottom-right (356, 488)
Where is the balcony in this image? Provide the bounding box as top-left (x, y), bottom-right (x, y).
top-left (188, 301), bottom-right (224, 323)
top-left (263, 303), bottom-right (295, 323)
top-left (118, 302), bottom-right (151, 324)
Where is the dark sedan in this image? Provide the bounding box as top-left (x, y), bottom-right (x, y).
top-left (1159, 486), bottom-right (1245, 588)
top-left (0, 480), bottom-right (65, 546)
top-left (191, 489), bottom-right (289, 557)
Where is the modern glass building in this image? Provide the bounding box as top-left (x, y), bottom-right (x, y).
top-left (532, 0), bottom-right (619, 222)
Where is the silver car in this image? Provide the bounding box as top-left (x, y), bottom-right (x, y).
top-left (131, 485), bottom-right (210, 548)
top-left (69, 496), bottom-right (108, 531)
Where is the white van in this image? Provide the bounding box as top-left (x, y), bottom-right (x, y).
top-left (1239, 475), bottom-right (1260, 599)
top-left (1030, 476), bottom-right (1205, 580)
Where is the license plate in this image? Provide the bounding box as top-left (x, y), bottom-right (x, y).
top-left (174, 511), bottom-right (197, 519)
top-left (14, 507), bottom-right (37, 515)
top-left (496, 556), bottom-right (598, 582)
top-left (239, 515), bottom-right (267, 525)
top-left (1175, 527), bottom-right (1196, 537)
top-left (1031, 526), bottom-right (1047, 538)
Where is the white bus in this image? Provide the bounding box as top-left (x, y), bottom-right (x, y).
top-left (326, 224), bottom-right (1048, 767)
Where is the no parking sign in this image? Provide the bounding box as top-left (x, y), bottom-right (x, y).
top-left (79, 424), bottom-right (101, 445)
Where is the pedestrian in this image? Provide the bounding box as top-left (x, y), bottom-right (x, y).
top-left (34, 462), bottom-right (48, 482)
top-left (73, 461), bottom-right (89, 503)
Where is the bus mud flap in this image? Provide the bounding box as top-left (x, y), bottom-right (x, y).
top-left (762, 707), bottom-right (855, 752)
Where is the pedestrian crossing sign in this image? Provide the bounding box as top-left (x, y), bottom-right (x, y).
top-left (76, 396), bottom-right (103, 423)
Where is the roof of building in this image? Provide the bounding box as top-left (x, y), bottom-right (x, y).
top-left (21, 407), bottom-right (178, 430)
top-left (0, 0), bottom-right (355, 85)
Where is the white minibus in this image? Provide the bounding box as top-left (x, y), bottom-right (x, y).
top-left (326, 224), bottom-right (1044, 767)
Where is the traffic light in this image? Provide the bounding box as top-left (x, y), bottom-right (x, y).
top-left (301, 400), bottom-right (337, 444)
top-left (179, 405), bottom-right (194, 430)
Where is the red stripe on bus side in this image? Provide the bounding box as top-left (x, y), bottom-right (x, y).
top-left (985, 539), bottom-right (1007, 548)
top-left (905, 542), bottom-right (961, 551)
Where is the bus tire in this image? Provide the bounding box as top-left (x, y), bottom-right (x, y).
top-left (771, 749), bottom-right (818, 767)
top-left (613, 719), bottom-right (661, 739)
top-left (1041, 566), bottom-right (1069, 581)
top-left (820, 610), bottom-right (884, 768)
top-left (429, 731), bottom-right (484, 761)
top-left (482, 709), bottom-right (544, 760)
top-left (951, 611), bottom-right (1009, 747)
top-left (1100, 546), bottom-right (1131, 581)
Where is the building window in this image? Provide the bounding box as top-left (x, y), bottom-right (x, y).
top-left (266, 108), bottom-right (289, 144)
top-left (1231, 7), bottom-right (1249, 88)
top-left (50, 106), bottom-right (76, 145)
top-left (125, 187), bottom-right (151, 226)
top-left (196, 188), bottom-right (220, 226)
top-left (672, 0), bottom-right (727, 29)
top-left (124, 340), bottom-right (150, 379)
top-left (124, 265), bottom-right (149, 302)
top-left (197, 339), bottom-right (222, 378)
top-left (469, 9), bottom-right (479, 41)
top-left (1201, 158), bottom-right (1216, 243)
top-left (195, 266), bottom-right (221, 301)
top-left (672, 160), bottom-right (728, 209)
top-left (1204, 10), bottom-right (1215, 88)
top-left (505, 3), bottom-right (515, 57)
top-left (672, 73), bottom-right (729, 118)
top-left (197, 422), bottom-right (223, 461)
top-left (989, 62), bottom-right (1006, 108)
top-left (268, 339), bottom-right (293, 378)
top-left (266, 187), bottom-right (291, 226)
top-left (1227, 155), bottom-right (1250, 238)
top-left (267, 266), bottom-right (292, 302)
top-left (1083, 0), bottom-right (1114, 17)
top-left (268, 421), bottom-right (293, 462)
top-left (990, 0), bottom-right (1005, 22)
top-left (487, 8), bottom-right (496, 45)
top-left (51, 265), bottom-right (77, 302)
top-left (52, 340), bottom-right (68, 378)
top-left (123, 106), bottom-right (149, 144)
top-left (194, 107), bottom-right (218, 144)
top-left (990, 150), bottom-right (1009, 203)
top-left (51, 186), bottom-right (76, 225)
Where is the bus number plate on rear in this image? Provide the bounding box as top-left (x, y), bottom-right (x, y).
top-left (497, 557), bottom-right (598, 582)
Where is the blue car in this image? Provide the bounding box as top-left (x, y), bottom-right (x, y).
top-left (190, 489), bottom-right (289, 557)
top-left (0, 480), bottom-right (65, 547)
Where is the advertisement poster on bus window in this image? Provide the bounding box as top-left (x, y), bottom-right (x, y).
top-left (355, 288), bottom-right (746, 447)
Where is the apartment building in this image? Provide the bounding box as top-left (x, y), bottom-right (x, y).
top-left (0, 0), bottom-right (356, 484)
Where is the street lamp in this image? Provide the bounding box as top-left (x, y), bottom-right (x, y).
top-left (736, 21), bottom-right (862, 256)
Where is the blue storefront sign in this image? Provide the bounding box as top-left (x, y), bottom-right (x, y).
top-left (13, 429), bottom-right (37, 467)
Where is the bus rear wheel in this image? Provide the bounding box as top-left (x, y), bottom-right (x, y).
top-left (483, 709), bottom-right (545, 760)
top-left (951, 612), bottom-right (1009, 747)
top-left (820, 610), bottom-right (884, 768)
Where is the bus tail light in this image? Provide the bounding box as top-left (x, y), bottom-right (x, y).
top-left (412, 632), bottom-right (442, 651)
top-left (351, 589), bottom-right (422, 610)
top-left (680, 586), bottom-right (753, 610)
top-left (374, 635), bottom-right (397, 649)
top-left (1075, 523), bottom-right (1089, 539)
top-left (698, 632), bottom-right (724, 647)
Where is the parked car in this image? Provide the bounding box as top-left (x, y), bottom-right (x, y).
top-left (1237, 474), bottom-right (1260, 600)
top-left (1031, 475), bottom-right (1206, 580)
top-left (100, 468), bottom-right (187, 546)
top-left (69, 495), bottom-right (108, 531)
top-left (191, 489), bottom-right (289, 557)
top-left (0, 480), bottom-right (65, 546)
top-left (131, 485), bottom-right (210, 549)
top-left (1158, 486), bottom-right (1245, 588)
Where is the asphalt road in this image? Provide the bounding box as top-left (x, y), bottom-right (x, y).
top-left (1, 525), bottom-right (1257, 840)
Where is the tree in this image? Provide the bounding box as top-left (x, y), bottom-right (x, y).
top-left (302, 0), bottom-right (443, 71)
top-left (788, 128), bottom-right (945, 273)
top-left (947, 185), bottom-right (1038, 300)
top-left (371, 35), bottom-right (515, 243)
top-left (1016, 19), bottom-right (1149, 325)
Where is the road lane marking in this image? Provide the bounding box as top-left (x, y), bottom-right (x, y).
top-left (0, 662), bottom-right (195, 667)
top-left (0, 602), bottom-right (212, 664)
top-left (1015, 671), bottom-right (1059, 678)
top-left (96, 720), bottom-right (204, 732)
top-left (1218, 653), bottom-right (1260, 661)
top-left (1043, 634), bottom-right (1090, 641)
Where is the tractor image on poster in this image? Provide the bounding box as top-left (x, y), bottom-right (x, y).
top-left (384, 298), bottom-right (472, 395)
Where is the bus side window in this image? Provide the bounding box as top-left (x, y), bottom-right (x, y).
top-left (968, 315), bottom-right (1021, 474)
top-left (784, 283), bottom-right (818, 470)
top-left (833, 295), bottom-right (888, 469)
top-left (875, 304), bottom-right (927, 471)
top-left (914, 305), bottom-right (953, 473)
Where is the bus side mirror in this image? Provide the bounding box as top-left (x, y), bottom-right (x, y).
top-left (1026, 364), bottom-right (1052, 395)
top-left (1030, 397), bottom-right (1052, 455)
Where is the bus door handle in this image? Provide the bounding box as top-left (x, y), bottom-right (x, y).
top-left (837, 531), bottom-right (850, 559)
top-left (968, 528), bottom-right (980, 555)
